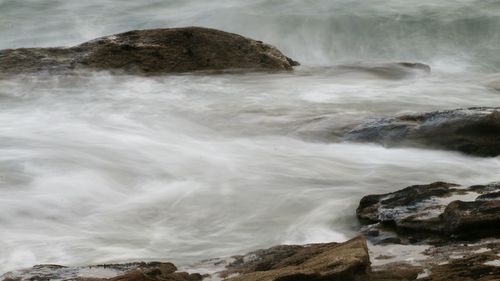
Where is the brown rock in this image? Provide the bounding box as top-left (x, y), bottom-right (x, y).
top-left (370, 262), bottom-right (422, 281)
top-left (0, 27), bottom-right (299, 76)
top-left (443, 200), bottom-right (500, 237)
top-left (108, 271), bottom-right (153, 281)
top-left (419, 253), bottom-right (500, 281)
top-left (224, 236), bottom-right (370, 281)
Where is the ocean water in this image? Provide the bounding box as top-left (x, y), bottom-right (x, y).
top-left (0, 0), bottom-right (500, 274)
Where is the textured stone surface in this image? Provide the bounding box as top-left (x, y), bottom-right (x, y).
top-left (357, 182), bottom-right (500, 241)
top-left (344, 107), bottom-right (500, 157)
top-left (223, 236), bottom-right (371, 281)
top-left (0, 27), bottom-right (299, 76)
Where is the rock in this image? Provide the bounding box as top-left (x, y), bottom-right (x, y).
top-left (477, 191), bottom-right (500, 201)
top-left (369, 238), bottom-right (500, 281)
top-left (222, 236), bottom-right (371, 281)
top-left (443, 200), bottom-right (500, 237)
top-left (337, 62), bottom-right (431, 79)
top-left (357, 182), bottom-right (500, 242)
top-left (1, 262), bottom-right (204, 281)
top-left (418, 241), bottom-right (500, 281)
top-left (370, 262), bottom-right (423, 281)
top-left (90, 270), bottom-right (204, 281)
top-left (421, 255), bottom-right (500, 281)
top-left (343, 107), bottom-right (500, 157)
top-left (0, 27), bottom-right (299, 76)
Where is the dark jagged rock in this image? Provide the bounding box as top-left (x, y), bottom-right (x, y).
top-left (354, 182), bottom-right (500, 280)
top-left (222, 236), bottom-right (371, 281)
top-left (343, 107), bottom-right (500, 157)
top-left (0, 27), bottom-right (299, 76)
top-left (357, 182), bottom-right (500, 242)
top-left (442, 200), bottom-right (500, 237)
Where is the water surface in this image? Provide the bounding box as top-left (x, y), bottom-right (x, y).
top-left (1, 0), bottom-right (499, 274)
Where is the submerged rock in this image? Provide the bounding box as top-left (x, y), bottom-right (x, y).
top-left (343, 107), bottom-right (500, 157)
top-left (357, 182), bottom-right (500, 242)
top-left (337, 62), bottom-right (431, 79)
top-left (1, 262), bottom-right (204, 281)
top-left (0, 27), bottom-right (299, 76)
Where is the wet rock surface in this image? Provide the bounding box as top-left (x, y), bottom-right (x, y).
top-left (419, 242), bottom-right (500, 281)
top-left (357, 181), bottom-right (500, 242)
top-left (361, 182), bottom-right (500, 281)
top-left (370, 239), bottom-right (500, 281)
top-left (343, 107), bottom-right (500, 157)
top-left (0, 27), bottom-right (298, 76)
top-left (1, 262), bottom-right (204, 281)
top-left (222, 236), bottom-right (371, 281)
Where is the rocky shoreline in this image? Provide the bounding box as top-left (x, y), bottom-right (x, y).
top-left (3, 181), bottom-right (499, 281)
top-left (1, 27), bottom-right (499, 281)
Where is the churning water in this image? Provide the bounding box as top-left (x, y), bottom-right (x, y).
top-left (1, 0), bottom-right (500, 274)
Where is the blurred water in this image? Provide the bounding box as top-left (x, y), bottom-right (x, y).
top-left (1, 0), bottom-right (500, 70)
top-left (0, 0), bottom-right (500, 275)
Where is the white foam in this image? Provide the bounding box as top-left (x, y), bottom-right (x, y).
top-left (369, 244), bottom-right (430, 266)
top-left (485, 260), bottom-right (500, 267)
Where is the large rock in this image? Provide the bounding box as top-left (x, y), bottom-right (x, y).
top-left (0, 27), bottom-right (299, 76)
top-left (222, 236), bottom-right (371, 281)
top-left (343, 107), bottom-right (500, 157)
top-left (357, 182), bottom-right (500, 242)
